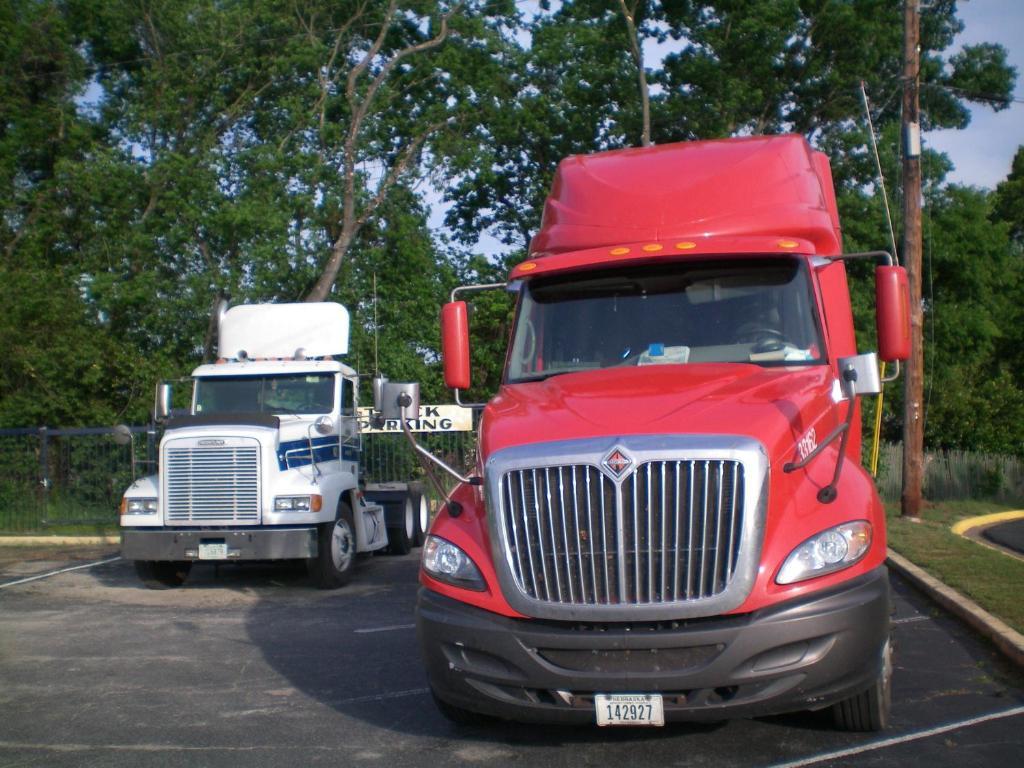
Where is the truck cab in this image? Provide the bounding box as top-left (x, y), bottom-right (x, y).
top-left (119, 302), bottom-right (418, 588)
top-left (415, 136), bottom-right (910, 730)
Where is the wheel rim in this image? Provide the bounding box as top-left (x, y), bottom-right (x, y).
top-left (331, 518), bottom-right (354, 572)
top-left (418, 495), bottom-right (429, 535)
top-left (404, 497), bottom-right (415, 540)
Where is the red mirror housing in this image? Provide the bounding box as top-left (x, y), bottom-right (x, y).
top-left (875, 266), bottom-right (910, 362)
top-left (441, 301), bottom-right (471, 390)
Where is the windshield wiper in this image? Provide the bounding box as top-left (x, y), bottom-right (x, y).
top-left (510, 366), bottom-right (600, 384)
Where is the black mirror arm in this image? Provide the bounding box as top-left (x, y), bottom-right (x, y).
top-left (783, 366), bottom-right (859, 504)
top-left (398, 408), bottom-right (481, 519)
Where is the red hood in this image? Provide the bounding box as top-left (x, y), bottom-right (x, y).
top-left (480, 364), bottom-right (839, 464)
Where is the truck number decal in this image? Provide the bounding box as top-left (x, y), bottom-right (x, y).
top-left (797, 428), bottom-right (817, 461)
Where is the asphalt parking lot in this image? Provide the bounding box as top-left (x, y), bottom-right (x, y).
top-left (1, 549), bottom-right (1022, 768)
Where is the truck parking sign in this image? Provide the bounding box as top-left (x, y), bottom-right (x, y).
top-left (357, 405), bottom-right (473, 433)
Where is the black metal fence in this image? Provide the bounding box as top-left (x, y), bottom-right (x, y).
top-left (0, 426), bottom-right (157, 532)
top-left (12, 425), bottom-right (1019, 533)
top-left (0, 425), bottom-right (477, 533)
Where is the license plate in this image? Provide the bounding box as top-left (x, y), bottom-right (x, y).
top-left (198, 541), bottom-right (228, 560)
top-left (595, 694), bottom-right (665, 727)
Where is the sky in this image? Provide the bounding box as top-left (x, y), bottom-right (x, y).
top-left (927, 0), bottom-right (1024, 188)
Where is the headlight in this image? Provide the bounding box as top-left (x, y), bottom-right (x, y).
top-left (274, 495), bottom-right (322, 512)
top-left (121, 498), bottom-right (157, 515)
top-left (422, 535), bottom-right (485, 591)
top-left (776, 521), bottom-right (872, 585)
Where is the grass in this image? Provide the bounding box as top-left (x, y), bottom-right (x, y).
top-left (2, 522), bottom-right (120, 537)
top-left (886, 500), bottom-right (1024, 635)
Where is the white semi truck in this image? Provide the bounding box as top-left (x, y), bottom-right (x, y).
top-left (118, 302), bottom-right (427, 588)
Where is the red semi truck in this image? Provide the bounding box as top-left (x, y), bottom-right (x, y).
top-left (414, 135), bottom-right (911, 730)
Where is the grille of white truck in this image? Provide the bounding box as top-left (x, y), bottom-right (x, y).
top-left (164, 440), bottom-right (261, 524)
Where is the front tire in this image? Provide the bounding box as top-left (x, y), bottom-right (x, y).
top-left (832, 638), bottom-right (892, 731)
top-left (135, 560), bottom-right (191, 589)
top-left (310, 503), bottom-right (357, 589)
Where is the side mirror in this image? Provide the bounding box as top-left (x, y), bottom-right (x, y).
top-left (154, 382), bottom-right (173, 422)
top-left (372, 375), bottom-right (388, 413)
top-left (381, 382), bottom-right (420, 422)
top-left (313, 415), bottom-right (335, 435)
top-left (875, 266), bottom-right (910, 362)
top-left (112, 424), bottom-right (134, 446)
top-left (441, 301), bottom-right (471, 390)
top-left (837, 353), bottom-right (882, 397)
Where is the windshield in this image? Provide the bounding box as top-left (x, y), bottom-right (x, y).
top-left (506, 258), bottom-right (825, 383)
top-left (194, 373), bottom-right (336, 415)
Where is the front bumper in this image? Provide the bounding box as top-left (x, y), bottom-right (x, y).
top-left (121, 527), bottom-right (318, 561)
top-left (417, 566), bottom-right (891, 724)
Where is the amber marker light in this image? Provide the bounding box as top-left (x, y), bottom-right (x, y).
top-left (675, 241), bottom-right (697, 250)
top-left (609, 247), bottom-right (631, 255)
top-left (642, 244), bottom-right (663, 252)
top-left (518, 262), bottom-right (537, 272)
top-left (778, 239), bottom-right (799, 249)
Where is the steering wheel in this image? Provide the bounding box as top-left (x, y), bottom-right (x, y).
top-left (737, 325), bottom-right (784, 343)
top-left (518, 320), bottom-right (537, 367)
top-left (736, 326), bottom-right (789, 354)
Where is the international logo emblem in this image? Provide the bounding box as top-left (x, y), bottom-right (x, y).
top-left (602, 448), bottom-right (633, 477)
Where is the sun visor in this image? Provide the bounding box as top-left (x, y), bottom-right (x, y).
top-left (529, 135), bottom-right (842, 258)
top-left (218, 303), bottom-right (349, 359)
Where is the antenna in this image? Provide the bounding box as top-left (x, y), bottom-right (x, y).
top-left (860, 80), bottom-right (900, 262)
top-left (373, 272), bottom-right (380, 377)
top-left (860, 81), bottom-right (900, 477)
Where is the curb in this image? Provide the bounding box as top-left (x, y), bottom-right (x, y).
top-left (887, 548), bottom-right (1024, 670)
top-left (0, 536), bottom-right (120, 546)
top-left (950, 509), bottom-right (1024, 562)
top-left (950, 508), bottom-right (1024, 536)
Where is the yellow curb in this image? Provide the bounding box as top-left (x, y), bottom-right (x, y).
top-left (0, 536), bottom-right (120, 546)
top-left (951, 509), bottom-right (1024, 536)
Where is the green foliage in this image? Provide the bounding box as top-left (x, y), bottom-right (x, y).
top-left (992, 146), bottom-right (1024, 244)
top-left (0, 0), bottom-right (1022, 465)
top-left (919, 187), bottom-right (1024, 454)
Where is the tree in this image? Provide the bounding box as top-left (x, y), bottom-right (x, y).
top-left (302, 2), bottom-right (470, 301)
top-left (993, 146), bottom-right (1024, 245)
top-left (71, 0), bottom-right (517, 352)
top-left (443, 4), bottom-right (646, 250)
top-left (616, 0), bottom-right (653, 146)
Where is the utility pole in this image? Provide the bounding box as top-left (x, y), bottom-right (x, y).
top-left (901, 0), bottom-right (925, 518)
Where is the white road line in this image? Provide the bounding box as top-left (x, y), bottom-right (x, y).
top-left (336, 688), bottom-right (429, 704)
top-left (0, 557), bottom-right (122, 589)
top-left (353, 623), bottom-right (416, 634)
top-left (765, 705), bottom-right (1024, 768)
top-left (892, 615), bottom-right (930, 625)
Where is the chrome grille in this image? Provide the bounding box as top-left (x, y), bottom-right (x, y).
top-left (164, 444), bottom-right (260, 523)
top-left (500, 460), bottom-right (744, 607)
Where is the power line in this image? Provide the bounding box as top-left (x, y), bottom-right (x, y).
top-left (920, 81), bottom-right (1024, 105)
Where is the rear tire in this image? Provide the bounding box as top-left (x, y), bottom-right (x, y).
top-left (310, 503), bottom-right (357, 589)
top-left (386, 495), bottom-right (414, 555)
top-left (832, 638), bottom-right (892, 731)
top-left (411, 484), bottom-right (430, 547)
top-left (135, 560), bottom-right (191, 589)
